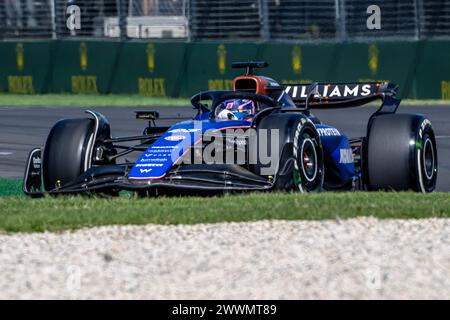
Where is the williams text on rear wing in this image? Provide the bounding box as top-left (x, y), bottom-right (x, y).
top-left (270, 82), bottom-right (400, 111)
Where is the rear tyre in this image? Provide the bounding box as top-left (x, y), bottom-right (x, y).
top-left (366, 114), bottom-right (437, 192)
top-left (43, 118), bottom-right (95, 191)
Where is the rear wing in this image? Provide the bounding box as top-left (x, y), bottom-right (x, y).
top-left (268, 82), bottom-right (399, 110)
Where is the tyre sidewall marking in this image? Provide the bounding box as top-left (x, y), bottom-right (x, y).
top-left (416, 119), bottom-right (436, 193)
top-left (293, 120), bottom-right (322, 192)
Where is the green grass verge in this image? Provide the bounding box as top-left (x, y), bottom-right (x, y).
top-left (0, 178), bottom-right (22, 197)
top-left (401, 99), bottom-right (450, 106)
top-left (0, 94), bottom-right (190, 107)
top-left (0, 192), bottom-right (449, 233)
top-left (0, 94), bottom-right (449, 107)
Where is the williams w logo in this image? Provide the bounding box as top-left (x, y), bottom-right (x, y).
top-left (140, 168), bottom-right (153, 173)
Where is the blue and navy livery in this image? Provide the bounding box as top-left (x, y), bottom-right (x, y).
top-left (129, 119), bottom-right (251, 180)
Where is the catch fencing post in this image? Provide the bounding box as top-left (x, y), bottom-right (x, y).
top-left (117, 0), bottom-right (127, 40)
top-left (259, 0), bottom-right (270, 41)
top-left (50, 0), bottom-right (57, 39)
top-left (187, 0), bottom-right (196, 41)
top-left (335, 0), bottom-right (347, 42)
top-left (414, 0), bottom-right (424, 40)
top-left (0, 0), bottom-right (5, 39)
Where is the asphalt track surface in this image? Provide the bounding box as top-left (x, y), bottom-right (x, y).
top-left (0, 105), bottom-right (449, 191)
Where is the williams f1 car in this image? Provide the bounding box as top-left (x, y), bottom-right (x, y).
top-left (23, 61), bottom-right (438, 197)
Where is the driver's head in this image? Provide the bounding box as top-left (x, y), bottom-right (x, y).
top-left (216, 99), bottom-right (255, 121)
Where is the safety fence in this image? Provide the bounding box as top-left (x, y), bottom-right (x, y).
top-left (3, 0), bottom-right (450, 41)
top-left (0, 39), bottom-right (448, 99)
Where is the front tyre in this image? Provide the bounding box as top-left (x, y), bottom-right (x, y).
top-left (43, 118), bottom-right (95, 191)
top-left (254, 114), bottom-right (324, 192)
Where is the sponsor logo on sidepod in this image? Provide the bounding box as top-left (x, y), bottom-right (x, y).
top-left (140, 158), bottom-right (168, 162)
top-left (339, 148), bottom-right (353, 164)
top-left (169, 128), bottom-right (201, 133)
top-left (164, 135), bottom-right (186, 142)
top-left (317, 128), bottom-right (341, 137)
top-left (135, 163), bottom-right (164, 167)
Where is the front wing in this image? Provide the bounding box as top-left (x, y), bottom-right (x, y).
top-left (23, 149), bottom-right (273, 197)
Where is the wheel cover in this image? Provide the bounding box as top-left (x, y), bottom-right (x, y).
top-left (300, 138), bottom-right (318, 183)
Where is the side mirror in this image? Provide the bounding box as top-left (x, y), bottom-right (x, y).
top-left (135, 110), bottom-right (160, 127)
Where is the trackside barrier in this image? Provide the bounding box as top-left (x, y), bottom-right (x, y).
top-left (0, 40), bottom-right (448, 99)
top-left (51, 40), bottom-right (121, 94)
top-left (258, 42), bottom-right (339, 85)
top-left (0, 41), bottom-right (53, 94)
top-left (110, 41), bottom-right (187, 97)
top-left (330, 42), bottom-right (420, 99)
top-left (415, 40), bottom-right (450, 99)
top-left (179, 42), bottom-right (261, 96)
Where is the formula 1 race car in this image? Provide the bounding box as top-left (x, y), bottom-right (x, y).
top-left (23, 61), bottom-right (438, 197)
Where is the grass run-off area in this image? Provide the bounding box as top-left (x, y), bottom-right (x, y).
top-left (0, 94), bottom-right (190, 107)
top-left (0, 178), bottom-right (22, 197)
top-left (0, 178), bottom-right (449, 233)
top-left (0, 94), bottom-right (450, 107)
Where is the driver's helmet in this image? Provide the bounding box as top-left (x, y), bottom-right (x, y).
top-left (215, 99), bottom-right (255, 121)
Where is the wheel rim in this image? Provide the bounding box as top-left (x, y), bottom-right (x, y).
top-left (300, 138), bottom-right (318, 182)
top-left (423, 137), bottom-right (435, 180)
